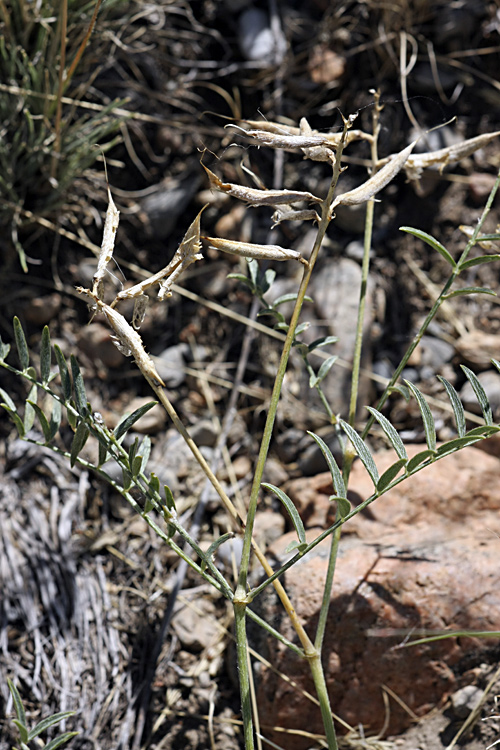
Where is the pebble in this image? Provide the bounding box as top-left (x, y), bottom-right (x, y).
top-left (450, 685), bottom-right (483, 719)
top-left (24, 293), bottom-right (61, 325)
top-left (154, 343), bottom-right (189, 388)
top-left (237, 8), bottom-right (286, 64)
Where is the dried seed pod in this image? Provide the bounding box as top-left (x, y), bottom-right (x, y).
top-left (115, 207), bottom-right (205, 303)
top-left (202, 164), bottom-right (321, 206)
top-left (92, 188), bottom-right (119, 299)
top-left (271, 206), bottom-right (320, 227)
top-left (331, 141), bottom-right (417, 210)
top-left (203, 236), bottom-right (306, 263)
top-left (380, 131), bottom-right (500, 181)
top-left (77, 287), bottom-right (166, 387)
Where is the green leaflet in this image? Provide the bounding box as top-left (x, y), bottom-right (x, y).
top-left (339, 420), bottom-right (379, 487)
top-left (307, 431), bottom-right (347, 499)
top-left (405, 381), bottom-right (436, 451)
top-left (262, 483), bottom-right (306, 548)
top-left (366, 407), bottom-right (407, 460)
top-left (400, 227), bottom-right (456, 269)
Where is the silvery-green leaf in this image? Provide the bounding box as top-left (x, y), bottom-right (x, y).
top-left (376, 458), bottom-right (407, 493)
top-left (28, 401), bottom-right (51, 442)
top-left (164, 484), bottom-right (176, 511)
top-left (400, 227), bottom-right (456, 269)
top-left (70, 422), bottom-right (89, 467)
top-left (437, 376), bottom-right (466, 438)
top-left (460, 366), bottom-right (493, 425)
top-left (339, 420), bottom-right (379, 487)
top-left (406, 448), bottom-right (436, 473)
top-left (40, 326), bottom-right (51, 384)
top-left (307, 335), bottom-right (339, 353)
top-left (444, 287), bottom-right (495, 299)
top-left (28, 711), bottom-right (75, 741)
top-left (366, 407), bottom-right (407, 460)
top-left (13, 317), bottom-right (29, 371)
top-left (70, 356), bottom-right (87, 417)
top-left (405, 382), bottom-right (436, 451)
top-left (48, 397), bottom-right (62, 441)
top-left (0, 335), bottom-right (10, 361)
top-left (262, 483), bottom-right (306, 546)
top-left (458, 254), bottom-right (500, 271)
top-left (307, 431), bottom-right (347, 499)
top-left (313, 356), bottom-right (338, 386)
top-left (24, 382), bottom-right (37, 432)
top-left (114, 401), bottom-right (157, 440)
top-left (54, 345), bottom-right (71, 402)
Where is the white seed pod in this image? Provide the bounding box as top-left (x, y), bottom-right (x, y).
top-left (202, 164), bottom-right (321, 206)
top-left (379, 131), bottom-right (500, 181)
top-left (331, 140), bottom-right (417, 210)
top-left (92, 187), bottom-right (119, 298)
top-left (271, 206), bottom-right (320, 227)
top-left (203, 236), bottom-right (305, 263)
top-left (229, 124), bottom-right (336, 151)
top-left (77, 287), bottom-right (166, 387)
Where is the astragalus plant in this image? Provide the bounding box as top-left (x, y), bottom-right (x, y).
top-left (2, 94), bottom-right (500, 749)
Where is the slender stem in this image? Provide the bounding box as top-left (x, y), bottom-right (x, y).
top-left (314, 515), bottom-right (342, 653)
top-left (309, 653), bottom-right (338, 750)
top-left (234, 601), bottom-right (254, 750)
top-left (236, 128), bottom-right (349, 607)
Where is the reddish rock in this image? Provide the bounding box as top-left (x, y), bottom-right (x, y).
top-left (255, 446), bottom-right (500, 747)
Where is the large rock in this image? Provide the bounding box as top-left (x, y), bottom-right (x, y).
top-left (254, 445), bottom-right (500, 747)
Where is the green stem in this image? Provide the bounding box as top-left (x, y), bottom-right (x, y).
top-left (309, 653), bottom-right (338, 750)
top-left (314, 515), bottom-right (342, 653)
top-left (234, 601), bottom-right (255, 750)
top-left (236, 133), bottom-right (347, 604)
